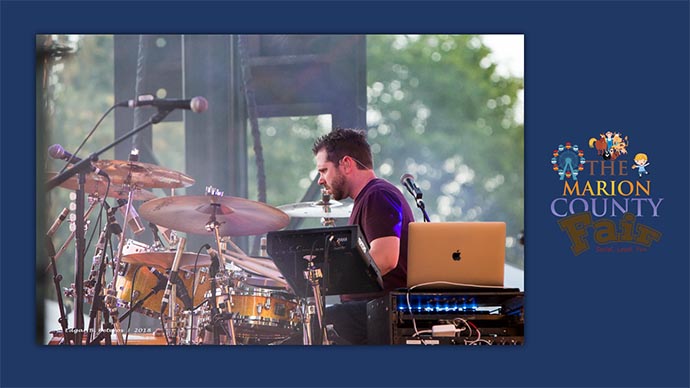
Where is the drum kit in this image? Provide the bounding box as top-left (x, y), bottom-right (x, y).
top-left (45, 154), bottom-right (353, 346)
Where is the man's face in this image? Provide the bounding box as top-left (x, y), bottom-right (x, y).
top-left (316, 149), bottom-right (348, 200)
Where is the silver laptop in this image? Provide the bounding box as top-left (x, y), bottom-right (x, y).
top-left (406, 222), bottom-right (506, 289)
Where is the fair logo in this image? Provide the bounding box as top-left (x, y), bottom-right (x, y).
top-left (549, 132), bottom-right (662, 255)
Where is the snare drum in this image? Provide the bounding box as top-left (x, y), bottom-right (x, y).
top-left (116, 264), bottom-right (211, 318)
top-left (208, 285), bottom-right (300, 340)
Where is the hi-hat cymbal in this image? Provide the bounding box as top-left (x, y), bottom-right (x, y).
top-left (277, 199), bottom-right (353, 219)
top-left (93, 160), bottom-right (195, 189)
top-left (139, 195), bottom-right (290, 236)
top-left (121, 251), bottom-right (211, 269)
top-left (45, 172), bottom-right (157, 201)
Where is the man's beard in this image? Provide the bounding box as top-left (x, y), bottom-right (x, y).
top-left (327, 172), bottom-right (347, 201)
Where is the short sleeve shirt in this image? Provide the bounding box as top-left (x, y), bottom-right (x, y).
top-left (342, 178), bottom-right (415, 301)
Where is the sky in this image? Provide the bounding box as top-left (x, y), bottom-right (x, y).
top-left (481, 34), bottom-right (524, 124)
top-left (481, 34), bottom-right (524, 78)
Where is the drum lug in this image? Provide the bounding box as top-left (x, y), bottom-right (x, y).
top-left (256, 304), bottom-right (262, 315)
top-left (117, 261), bottom-right (129, 277)
top-left (264, 297), bottom-right (271, 310)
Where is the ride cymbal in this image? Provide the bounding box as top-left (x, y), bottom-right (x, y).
top-left (139, 195), bottom-right (290, 236)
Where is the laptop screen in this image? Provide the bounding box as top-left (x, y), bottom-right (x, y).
top-left (406, 222), bottom-right (506, 289)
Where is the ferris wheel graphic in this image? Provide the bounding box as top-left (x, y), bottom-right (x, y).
top-left (551, 142), bottom-right (586, 180)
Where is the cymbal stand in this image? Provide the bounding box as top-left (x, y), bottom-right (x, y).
top-left (204, 190), bottom-right (237, 345)
top-left (319, 189), bottom-right (336, 227)
top-left (300, 300), bottom-right (315, 345)
top-left (104, 188), bottom-right (137, 345)
top-left (303, 255), bottom-right (330, 345)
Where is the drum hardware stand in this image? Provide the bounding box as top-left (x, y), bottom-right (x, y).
top-left (46, 109), bottom-right (174, 345)
top-left (319, 189), bottom-right (337, 227)
top-left (103, 186), bottom-right (140, 345)
top-left (148, 222), bottom-right (167, 251)
top-left (302, 255), bottom-right (330, 345)
top-left (160, 237), bottom-right (187, 345)
top-left (300, 300), bottom-right (315, 345)
top-left (203, 187), bottom-right (238, 345)
top-left (86, 204), bottom-right (123, 345)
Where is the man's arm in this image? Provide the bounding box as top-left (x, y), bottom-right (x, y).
top-left (369, 236), bottom-right (400, 275)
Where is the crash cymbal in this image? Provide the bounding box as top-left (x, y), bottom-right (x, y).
top-left (139, 195), bottom-right (290, 237)
top-left (45, 172), bottom-right (157, 201)
top-left (93, 160), bottom-right (195, 189)
top-left (277, 199), bottom-right (353, 219)
top-left (121, 251), bottom-right (212, 270)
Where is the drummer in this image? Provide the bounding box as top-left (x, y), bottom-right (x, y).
top-left (311, 128), bottom-right (415, 344)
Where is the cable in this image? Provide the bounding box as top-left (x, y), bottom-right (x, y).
top-left (409, 280), bottom-right (505, 290)
top-left (82, 180), bottom-right (112, 297)
top-left (160, 313), bottom-right (169, 345)
top-left (191, 243), bottom-right (211, 314)
top-left (463, 320), bottom-right (492, 345)
top-left (57, 104), bottom-right (118, 175)
top-left (83, 178), bottom-right (110, 258)
top-left (406, 281), bottom-right (502, 345)
top-left (124, 265), bottom-right (143, 345)
top-left (405, 290), bottom-right (429, 345)
top-left (411, 329), bottom-right (432, 338)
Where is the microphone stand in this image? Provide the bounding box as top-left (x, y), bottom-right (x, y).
top-left (405, 188), bottom-right (430, 223)
top-left (45, 235), bottom-right (72, 345)
top-left (86, 206), bottom-right (121, 345)
top-left (415, 197), bottom-right (431, 223)
top-left (44, 109), bottom-right (174, 344)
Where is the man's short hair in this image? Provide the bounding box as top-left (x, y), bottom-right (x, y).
top-left (312, 128), bottom-right (373, 169)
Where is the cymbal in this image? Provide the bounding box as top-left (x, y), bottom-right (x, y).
top-left (139, 195), bottom-right (290, 236)
top-left (223, 253), bottom-right (288, 289)
top-left (277, 199), bottom-right (353, 219)
top-left (93, 160), bottom-right (195, 189)
top-left (45, 172), bottom-right (157, 201)
top-left (121, 251), bottom-right (211, 270)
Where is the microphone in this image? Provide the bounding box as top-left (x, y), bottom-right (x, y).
top-left (47, 208), bottom-right (70, 237)
top-left (400, 173), bottom-right (423, 200)
top-left (148, 267), bottom-right (168, 294)
top-left (149, 222), bottom-right (165, 249)
top-left (205, 246), bottom-right (220, 277)
top-left (48, 144), bottom-right (109, 178)
top-left (160, 237), bottom-right (187, 314)
top-left (116, 199), bottom-right (145, 235)
top-left (118, 95), bottom-right (208, 113)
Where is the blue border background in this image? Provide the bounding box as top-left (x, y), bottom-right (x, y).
top-left (2, 1), bottom-right (688, 387)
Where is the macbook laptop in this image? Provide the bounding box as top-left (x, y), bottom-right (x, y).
top-left (406, 221), bottom-right (506, 290)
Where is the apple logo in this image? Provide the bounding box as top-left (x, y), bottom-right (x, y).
top-left (452, 250), bottom-right (461, 261)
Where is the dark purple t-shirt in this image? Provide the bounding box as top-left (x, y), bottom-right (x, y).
top-left (342, 178), bottom-right (415, 302)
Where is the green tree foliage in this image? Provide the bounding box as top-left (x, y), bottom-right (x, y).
top-left (365, 35), bottom-right (524, 267)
